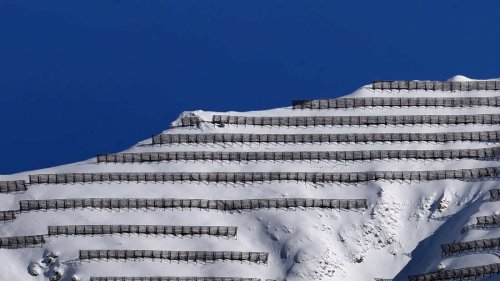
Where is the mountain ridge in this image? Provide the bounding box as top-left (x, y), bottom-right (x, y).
top-left (0, 78), bottom-right (499, 281)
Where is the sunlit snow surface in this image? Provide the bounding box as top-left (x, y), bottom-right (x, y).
top-left (1, 77), bottom-right (499, 281)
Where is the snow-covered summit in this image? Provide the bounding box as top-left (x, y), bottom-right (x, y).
top-left (0, 79), bottom-right (499, 281)
top-left (447, 75), bottom-right (500, 82)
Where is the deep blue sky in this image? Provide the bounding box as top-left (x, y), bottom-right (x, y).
top-left (1, 1), bottom-right (500, 174)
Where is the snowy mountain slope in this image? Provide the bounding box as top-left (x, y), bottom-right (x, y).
top-left (0, 77), bottom-right (499, 281)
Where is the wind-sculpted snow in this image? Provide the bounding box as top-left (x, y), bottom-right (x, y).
top-left (0, 77), bottom-right (499, 281)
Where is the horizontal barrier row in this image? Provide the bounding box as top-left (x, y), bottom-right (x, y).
top-left (151, 131), bottom-right (500, 145)
top-left (408, 262), bottom-right (500, 281)
top-left (440, 237), bottom-right (500, 256)
top-left (91, 278), bottom-right (260, 281)
top-left (211, 114), bottom-right (500, 126)
top-left (476, 214), bottom-right (500, 226)
top-left (97, 147), bottom-right (500, 163)
top-left (27, 167), bottom-right (500, 185)
top-left (179, 117), bottom-right (203, 127)
top-left (291, 96), bottom-right (500, 109)
top-left (0, 180), bottom-right (26, 193)
top-left (490, 189), bottom-right (500, 201)
top-left (79, 250), bottom-right (269, 264)
top-left (0, 235), bottom-right (45, 249)
top-left (48, 225), bottom-right (237, 237)
top-left (0, 211), bottom-right (16, 222)
top-left (373, 80), bottom-right (500, 91)
top-left (19, 198), bottom-right (367, 212)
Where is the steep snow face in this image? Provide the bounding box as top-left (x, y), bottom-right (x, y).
top-left (0, 78), bottom-right (499, 281)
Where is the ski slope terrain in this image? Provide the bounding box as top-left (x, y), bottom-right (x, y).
top-left (1, 75), bottom-right (499, 281)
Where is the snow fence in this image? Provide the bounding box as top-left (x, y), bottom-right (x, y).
top-left (408, 262), bottom-right (500, 281)
top-left (440, 237), bottom-right (500, 256)
top-left (291, 96), bottom-right (500, 109)
top-left (48, 225), bottom-right (237, 237)
top-left (0, 235), bottom-right (45, 249)
top-left (151, 131), bottom-right (500, 144)
top-left (0, 180), bottom-right (27, 193)
top-left (79, 250), bottom-right (268, 264)
top-left (489, 189), bottom-right (500, 201)
top-left (97, 147), bottom-right (500, 163)
top-left (0, 211), bottom-right (16, 222)
top-left (211, 114), bottom-right (500, 126)
top-left (476, 214), bottom-right (500, 226)
top-left (373, 80), bottom-right (500, 91)
top-left (19, 198), bottom-right (366, 212)
top-left (27, 167), bottom-right (500, 185)
top-left (90, 276), bottom-right (260, 281)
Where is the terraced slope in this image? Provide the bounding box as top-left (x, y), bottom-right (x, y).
top-left (0, 77), bottom-right (499, 281)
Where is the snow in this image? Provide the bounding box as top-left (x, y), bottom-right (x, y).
top-left (448, 75), bottom-right (473, 82)
top-left (447, 75), bottom-right (500, 82)
top-left (0, 76), bottom-right (499, 281)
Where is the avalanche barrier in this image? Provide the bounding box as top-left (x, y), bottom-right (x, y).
top-left (0, 211), bottom-right (16, 222)
top-left (48, 225), bottom-right (237, 237)
top-left (27, 167), bottom-right (500, 185)
top-left (211, 114), bottom-right (500, 126)
top-left (151, 131), bottom-right (500, 145)
top-left (19, 198), bottom-right (367, 212)
top-left (476, 214), bottom-right (500, 226)
top-left (489, 189), bottom-right (500, 201)
top-left (90, 278), bottom-right (260, 281)
top-left (408, 262), bottom-right (500, 281)
top-left (440, 237), bottom-right (500, 256)
top-left (0, 180), bottom-right (27, 193)
top-left (97, 147), bottom-right (500, 163)
top-left (291, 96), bottom-right (500, 109)
top-left (373, 80), bottom-right (500, 91)
top-left (0, 235), bottom-right (45, 249)
top-left (79, 250), bottom-right (269, 264)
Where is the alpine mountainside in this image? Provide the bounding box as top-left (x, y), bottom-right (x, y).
top-left (0, 75), bottom-right (499, 281)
